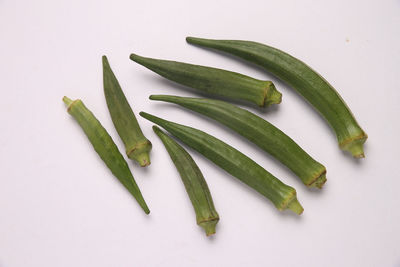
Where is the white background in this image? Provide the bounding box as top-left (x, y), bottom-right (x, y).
top-left (1, 0), bottom-right (399, 266)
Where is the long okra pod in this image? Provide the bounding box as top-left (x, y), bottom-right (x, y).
top-left (186, 37), bottom-right (368, 158)
top-left (153, 126), bottom-right (219, 236)
top-left (103, 56), bottom-right (152, 167)
top-left (149, 95), bottom-right (326, 188)
top-left (63, 96), bottom-right (150, 214)
top-left (140, 112), bottom-right (303, 215)
top-left (129, 53), bottom-right (282, 107)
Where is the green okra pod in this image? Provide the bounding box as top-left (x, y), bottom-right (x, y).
top-left (149, 95), bottom-right (327, 188)
top-left (186, 37), bottom-right (368, 158)
top-left (129, 53), bottom-right (282, 107)
top-left (103, 56), bottom-right (152, 167)
top-left (140, 112), bottom-right (303, 215)
top-left (153, 126), bottom-right (219, 236)
top-left (63, 96), bottom-right (150, 214)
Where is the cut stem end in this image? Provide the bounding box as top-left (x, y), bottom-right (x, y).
top-left (199, 219), bottom-right (218, 237)
top-left (347, 143), bottom-right (365, 158)
top-left (314, 174), bottom-right (327, 189)
top-left (62, 96), bottom-right (73, 106)
top-left (308, 172), bottom-right (327, 189)
top-left (136, 153), bottom-right (151, 167)
top-left (127, 140), bottom-right (152, 167)
top-left (263, 82), bottom-right (282, 107)
top-left (341, 135), bottom-right (367, 158)
top-left (287, 198), bottom-right (304, 215)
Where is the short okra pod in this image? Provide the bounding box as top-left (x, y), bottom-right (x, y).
top-left (129, 53), bottom-right (282, 107)
top-left (63, 96), bottom-right (150, 214)
top-left (153, 126), bottom-right (219, 236)
top-left (186, 37), bottom-right (368, 158)
top-left (103, 56), bottom-right (152, 167)
top-left (149, 95), bottom-right (327, 188)
top-left (140, 112), bottom-right (303, 215)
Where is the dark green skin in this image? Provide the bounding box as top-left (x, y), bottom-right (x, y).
top-left (129, 53), bottom-right (282, 107)
top-left (150, 95), bottom-right (326, 188)
top-left (63, 97), bottom-right (150, 214)
top-left (153, 126), bottom-right (219, 236)
top-left (102, 56), bottom-right (152, 167)
top-left (140, 112), bottom-right (303, 214)
top-left (186, 37), bottom-right (368, 158)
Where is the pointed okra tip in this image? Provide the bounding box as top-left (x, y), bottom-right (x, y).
top-left (186, 36), bottom-right (206, 45)
top-left (149, 94), bottom-right (177, 102)
top-left (152, 125), bottom-right (173, 146)
top-left (140, 112), bottom-right (170, 131)
top-left (102, 55), bottom-right (110, 68)
top-left (186, 36), bottom-right (196, 43)
top-left (139, 111), bottom-right (158, 124)
top-left (141, 203), bottom-right (150, 215)
top-left (139, 111), bottom-right (150, 120)
top-left (149, 95), bottom-right (160, 101)
top-left (130, 53), bottom-right (149, 66)
top-left (152, 125), bottom-right (163, 135)
top-left (129, 53), bottom-right (142, 63)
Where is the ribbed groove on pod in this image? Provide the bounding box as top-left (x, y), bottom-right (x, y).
top-left (140, 112), bottom-right (303, 215)
top-left (129, 53), bottom-right (282, 107)
top-left (186, 37), bottom-right (367, 158)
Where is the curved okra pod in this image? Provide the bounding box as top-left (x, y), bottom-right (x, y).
top-left (63, 96), bottom-right (150, 214)
top-left (149, 95), bottom-right (327, 188)
top-left (153, 126), bottom-right (219, 236)
top-left (139, 112), bottom-right (303, 215)
top-left (186, 37), bottom-right (368, 158)
top-left (103, 56), bottom-right (152, 167)
top-left (129, 53), bottom-right (282, 107)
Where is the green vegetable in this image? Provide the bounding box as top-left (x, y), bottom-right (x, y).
top-left (149, 95), bottom-right (327, 188)
top-left (186, 37), bottom-right (368, 158)
top-left (63, 96), bottom-right (150, 214)
top-left (140, 112), bottom-right (303, 215)
top-left (153, 126), bottom-right (219, 236)
top-left (103, 56), bottom-right (152, 167)
top-left (129, 53), bottom-right (281, 107)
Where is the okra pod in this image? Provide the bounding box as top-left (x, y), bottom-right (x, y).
top-left (153, 126), bottom-right (219, 236)
top-left (186, 37), bottom-right (368, 158)
top-left (63, 96), bottom-right (150, 214)
top-left (103, 56), bottom-right (152, 167)
top-left (129, 53), bottom-right (282, 107)
top-left (149, 95), bottom-right (327, 188)
top-left (140, 112), bottom-right (303, 215)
